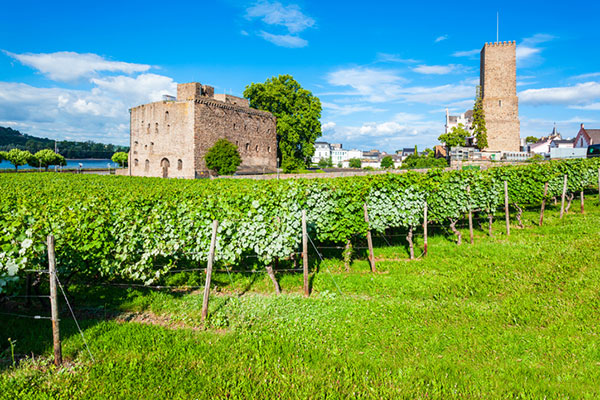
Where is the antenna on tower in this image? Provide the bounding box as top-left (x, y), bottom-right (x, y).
top-left (496, 12), bottom-right (499, 42)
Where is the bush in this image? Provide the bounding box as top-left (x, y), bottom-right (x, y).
top-left (318, 158), bottom-right (333, 168)
top-left (204, 139), bottom-right (242, 175)
top-left (380, 156), bottom-right (394, 169)
top-left (348, 158), bottom-right (361, 168)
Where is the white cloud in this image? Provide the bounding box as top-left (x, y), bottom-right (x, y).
top-left (90, 73), bottom-right (177, 105)
top-left (516, 34), bottom-right (554, 67)
top-left (246, 1), bottom-right (315, 33)
top-left (571, 72), bottom-right (600, 80)
top-left (258, 31), bottom-right (308, 48)
top-left (322, 102), bottom-right (386, 115)
top-left (412, 64), bottom-right (461, 75)
top-left (376, 53), bottom-right (419, 63)
top-left (452, 49), bottom-right (479, 57)
top-left (321, 121), bottom-right (336, 131)
top-left (326, 66), bottom-right (473, 105)
top-left (435, 35), bottom-right (448, 43)
top-left (520, 82), bottom-right (600, 106)
top-left (4, 51), bottom-right (151, 82)
top-left (570, 102), bottom-right (600, 111)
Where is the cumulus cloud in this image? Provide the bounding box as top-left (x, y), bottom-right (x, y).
top-left (520, 82), bottom-right (600, 106)
top-left (4, 51), bottom-right (151, 82)
top-left (258, 31), bottom-right (308, 48)
top-left (516, 34), bottom-right (554, 67)
top-left (245, 1), bottom-right (315, 47)
top-left (321, 121), bottom-right (336, 131)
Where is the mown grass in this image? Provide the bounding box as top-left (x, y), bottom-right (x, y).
top-left (1, 200), bottom-right (600, 399)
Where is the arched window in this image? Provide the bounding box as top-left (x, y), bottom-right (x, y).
top-left (245, 143), bottom-right (250, 151)
top-left (165, 111), bottom-right (169, 122)
top-left (144, 159), bottom-right (149, 171)
top-left (155, 123), bottom-right (159, 134)
top-left (147, 123), bottom-right (150, 134)
top-left (255, 145), bottom-right (259, 152)
top-left (134, 159), bottom-right (139, 167)
top-left (177, 159), bottom-right (183, 170)
top-left (235, 140), bottom-right (239, 147)
top-left (268, 146), bottom-right (271, 153)
top-left (167, 124), bottom-right (170, 134)
top-left (499, 100), bottom-right (502, 107)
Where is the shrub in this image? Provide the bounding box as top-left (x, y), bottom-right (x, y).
top-left (204, 139), bottom-right (242, 175)
top-left (348, 158), bottom-right (361, 168)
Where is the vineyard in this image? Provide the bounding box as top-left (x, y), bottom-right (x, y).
top-left (1, 158), bottom-right (600, 293)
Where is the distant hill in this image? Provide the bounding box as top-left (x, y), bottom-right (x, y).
top-left (0, 126), bottom-right (129, 159)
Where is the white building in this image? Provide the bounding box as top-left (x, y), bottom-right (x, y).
top-left (445, 108), bottom-right (473, 134)
top-left (573, 123), bottom-right (600, 148)
top-left (346, 149), bottom-right (363, 160)
top-left (312, 142), bottom-right (331, 163)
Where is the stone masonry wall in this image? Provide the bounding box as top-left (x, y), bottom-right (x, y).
top-left (480, 41), bottom-right (521, 152)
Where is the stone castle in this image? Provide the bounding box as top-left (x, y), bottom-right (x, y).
top-left (480, 41), bottom-right (521, 152)
top-left (128, 82), bottom-right (277, 178)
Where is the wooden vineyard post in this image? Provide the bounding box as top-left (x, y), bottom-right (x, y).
top-left (47, 235), bottom-right (62, 367)
top-left (363, 203), bottom-right (377, 273)
top-left (504, 181), bottom-right (510, 236)
top-left (539, 182), bottom-right (548, 226)
top-left (302, 210), bottom-right (309, 297)
top-left (598, 168), bottom-right (600, 203)
top-left (560, 175), bottom-right (567, 219)
top-left (467, 186), bottom-right (474, 245)
top-left (201, 220), bottom-right (219, 321)
top-left (581, 190), bottom-right (585, 214)
top-left (423, 202), bottom-right (428, 257)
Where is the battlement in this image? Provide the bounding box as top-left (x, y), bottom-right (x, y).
top-left (483, 41), bottom-right (516, 47)
top-left (177, 82), bottom-right (215, 101)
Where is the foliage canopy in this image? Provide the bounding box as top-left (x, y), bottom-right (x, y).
top-left (204, 139), bottom-right (242, 175)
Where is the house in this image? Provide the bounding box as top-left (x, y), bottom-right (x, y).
top-left (549, 138), bottom-right (575, 149)
top-left (312, 142), bottom-right (332, 163)
top-left (529, 125), bottom-right (562, 156)
top-left (573, 123), bottom-right (600, 148)
top-left (445, 108), bottom-right (474, 134)
top-left (362, 150), bottom-right (381, 160)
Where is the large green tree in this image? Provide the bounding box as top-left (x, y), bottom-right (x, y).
top-left (204, 139), bottom-right (242, 176)
top-left (6, 149), bottom-right (33, 171)
top-left (244, 75), bottom-right (322, 173)
top-left (380, 156), bottom-right (394, 169)
top-left (31, 149), bottom-right (66, 171)
top-left (472, 88), bottom-right (488, 150)
top-left (438, 124), bottom-right (469, 148)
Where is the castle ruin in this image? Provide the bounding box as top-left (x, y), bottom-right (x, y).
top-left (480, 41), bottom-right (521, 152)
top-left (129, 82), bottom-right (277, 178)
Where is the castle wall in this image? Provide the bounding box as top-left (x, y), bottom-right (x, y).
top-left (480, 41), bottom-right (521, 152)
top-left (129, 100), bottom-right (196, 179)
top-left (193, 99), bottom-right (277, 176)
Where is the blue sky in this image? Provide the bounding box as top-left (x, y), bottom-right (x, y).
top-left (1, 0), bottom-right (599, 151)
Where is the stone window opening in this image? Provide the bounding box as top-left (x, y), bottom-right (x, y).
top-left (147, 123), bottom-right (150, 134)
top-left (235, 140), bottom-right (239, 147)
top-left (134, 159), bottom-right (139, 167)
top-left (144, 144), bottom-right (148, 150)
top-left (167, 124), bottom-right (170, 134)
top-left (144, 159), bottom-right (150, 171)
top-left (268, 146), bottom-right (271, 153)
top-left (245, 143), bottom-right (250, 151)
top-left (155, 123), bottom-right (159, 134)
top-left (165, 111), bottom-right (169, 122)
top-left (177, 159), bottom-right (183, 170)
top-left (255, 145), bottom-right (259, 152)
top-left (499, 100), bottom-right (502, 107)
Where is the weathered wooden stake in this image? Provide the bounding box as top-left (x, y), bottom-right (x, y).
top-left (265, 263), bottom-right (281, 295)
top-left (598, 168), bottom-right (600, 203)
top-left (504, 181), bottom-right (510, 236)
top-left (201, 220), bottom-right (219, 321)
top-left (560, 174), bottom-right (567, 219)
top-left (423, 202), bottom-right (428, 257)
top-left (363, 203), bottom-right (377, 273)
top-left (467, 186), bottom-right (474, 245)
top-left (302, 210), bottom-right (309, 297)
top-left (580, 190), bottom-right (585, 214)
top-left (539, 182), bottom-right (548, 227)
top-left (47, 235), bottom-right (62, 367)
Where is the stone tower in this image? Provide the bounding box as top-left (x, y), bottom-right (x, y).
top-left (480, 41), bottom-right (520, 152)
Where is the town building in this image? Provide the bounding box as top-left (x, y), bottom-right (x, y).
top-left (128, 82), bottom-right (277, 178)
top-left (312, 142), bottom-right (331, 163)
top-left (445, 108), bottom-right (474, 134)
top-left (573, 123), bottom-right (600, 148)
top-left (529, 125), bottom-right (562, 155)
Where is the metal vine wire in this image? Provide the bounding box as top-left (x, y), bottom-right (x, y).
top-left (55, 275), bottom-right (96, 362)
top-left (307, 233), bottom-right (344, 297)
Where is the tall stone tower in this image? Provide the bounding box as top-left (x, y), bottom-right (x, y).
top-left (480, 41), bottom-right (520, 152)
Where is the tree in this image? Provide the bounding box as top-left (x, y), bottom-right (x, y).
top-left (0, 151), bottom-right (6, 162)
top-left (438, 123), bottom-right (469, 148)
top-left (204, 139), bottom-right (242, 175)
top-left (111, 152), bottom-right (129, 168)
top-left (244, 75), bottom-right (322, 173)
top-left (348, 158), bottom-right (361, 168)
top-left (380, 155), bottom-right (394, 169)
top-left (525, 136), bottom-right (539, 144)
top-left (402, 152), bottom-right (448, 169)
top-left (318, 157), bottom-right (333, 169)
top-left (6, 149), bottom-right (33, 171)
top-left (472, 87), bottom-right (488, 150)
top-left (30, 149), bottom-right (65, 171)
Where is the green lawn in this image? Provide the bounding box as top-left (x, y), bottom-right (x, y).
top-left (1, 200), bottom-right (600, 399)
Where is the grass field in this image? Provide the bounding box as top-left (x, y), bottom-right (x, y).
top-left (1, 199), bottom-right (600, 399)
